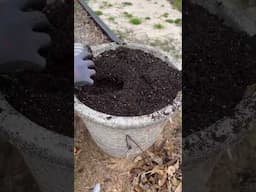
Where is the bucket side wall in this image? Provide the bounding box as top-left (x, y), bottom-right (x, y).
top-left (21, 151), bottom-right (73, 192)
top-left (79, 114), bottom-right (167, 157)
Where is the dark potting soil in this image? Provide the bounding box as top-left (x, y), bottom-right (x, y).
top-left (75, 47), bottom-right (181, 116)
top-left (183, 2), bottom-right (256, 136)
top-left (0, 1), bottom-right (74, 137)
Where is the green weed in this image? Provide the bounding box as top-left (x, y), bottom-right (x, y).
top-left (174, 18), bottom-right (182, 25)
top-left (166, 19), bottom-right (174, 24)
top-left (123, 12), bottom-right (133, 18)
top-left (162, 13), bottom-right (169, 18)
top-left (95, 10), bottom-right (103, 16)
top-left (168, 0), bottom-right (182, 11)
top-left (122, 2), bottom-right (133, 6)
top-left (108, 16), bottom-right (115, 21)
top-left (154, 23), bottom-right (164, 29)
top-left (130, 18), bottom-right (142, 25)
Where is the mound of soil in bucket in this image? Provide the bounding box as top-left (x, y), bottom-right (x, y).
top-left (75, 47), bottom-right (181, 116)
top-left (183, 2), bottom-right (256, 136)
top-left (0, 1), bottom-right (74, 137)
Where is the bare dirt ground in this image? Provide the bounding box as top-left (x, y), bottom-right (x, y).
top-left (74, 112), bottom-right (181, 192)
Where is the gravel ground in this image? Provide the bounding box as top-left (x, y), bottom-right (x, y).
top-left (74, 0), bottom-right (110, 46)
top-left (87, 0), bottom-right (182, 68)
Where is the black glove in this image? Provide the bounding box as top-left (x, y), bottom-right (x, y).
top-left (74, 43), bottom-right (95, 86)
top-left (0, 0), bottom-right (51, 73)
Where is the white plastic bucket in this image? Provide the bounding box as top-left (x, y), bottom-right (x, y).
top-left (0, 93), bottom-right (73, 192)
top-left (183, 87), bottom-right (256, 192)
top-left (75, 43), bottom-right (182, 157)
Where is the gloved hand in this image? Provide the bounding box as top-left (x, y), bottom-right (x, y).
top-left (74, 43), bottom-right (96, 86)
top-left (0, 0), bottom-right (50, 73)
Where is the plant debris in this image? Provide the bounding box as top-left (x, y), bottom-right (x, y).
top-left (130, 115), bottom-right (181, 192)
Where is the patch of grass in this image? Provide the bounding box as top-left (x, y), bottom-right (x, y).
top-left (149, 38), bottom-right (181, 59)
top-left (165, 18), bottom-right (182, 25)
top-left (153, 23), bottom-right (164, 29)
top-left (168, 0), bottom-right (182, 11)
top-left (122, 2), bottom-right (133, 6)
top-left (130, 18), bottom-right (142, 25)
top-left (174, 18), bottom-right (182, 25)
top-left (108, 16), bottom-right (115, 21)
top-left (100, 1), bottom-right (113, 8)
top-left (174, 0), bottom-right (182, 10)
top-left (166, 19), bottom-right (174, 24)
top-left (74, 2), bottom-right (80, 9)
top-left (162, 13), bottom-right (169, 18)
top-left (114, 30), bottom-right (129, 40)
top-left (104, 1), bottom-right (113, 7)
top-left (145, 17), bottom-right (151, 20)
top-left (123, 12), bottom-right (133, 18)
top-left (95, 10), bottom-right (103, 16)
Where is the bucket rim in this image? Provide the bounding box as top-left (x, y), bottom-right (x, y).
top-left (74, 42), bottom-right (182, 129)
top-left (0, 93), bottom-right (73, 166)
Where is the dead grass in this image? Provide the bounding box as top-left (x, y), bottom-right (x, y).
top-left (167, 0), bottom-right (182, 11)
top-left (74, 111), bottom-right (181, 192)
top-left (74, 114), bottom-right (133, 192)
top-left (129, 112), bottom-right (181, 192)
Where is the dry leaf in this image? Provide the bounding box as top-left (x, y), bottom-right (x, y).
top-left (130, 121), bottom-right (181, 192)
top-left (175, 183), bottom-right (182, 192)
top-left (158, 173), bottom-right (168, 186)
top-left (152, 156), bottom-right (163, 165)
top-left (74, 146), bottom-right (80, 155)
top-left (134, 155), bottom-right (143, 163)
top-left (167, 165), bottom-right (176, 177)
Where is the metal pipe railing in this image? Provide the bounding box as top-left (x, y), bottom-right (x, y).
top-left (78, 0), bottom-right (122, 44)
